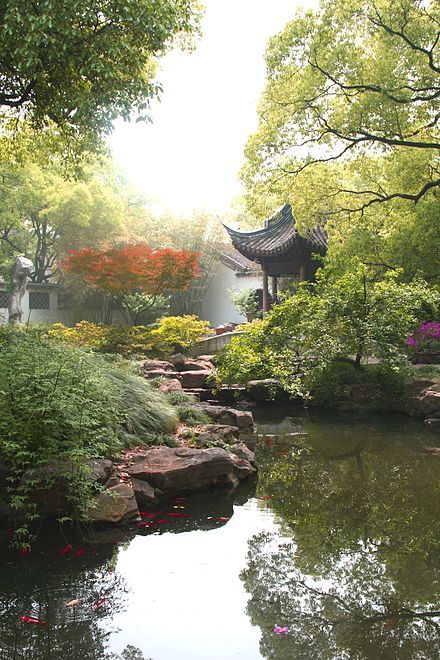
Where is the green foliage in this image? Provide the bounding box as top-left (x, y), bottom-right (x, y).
top-left (47, 321), bottom-right (155, 356)
top-left (0, 0), bottom-right (202, 159)
top-left (229, 287), bottom-right (261, 321)
top-left (217, 262), bottom-right (438, 401)
top-left (175, 405), bottom-right (210, 426)
top-left (0, 327), bottom-right (179, 546)
top-left (151, 315), bottom-right (213, 354)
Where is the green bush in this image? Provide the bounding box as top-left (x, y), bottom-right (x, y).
top-left (216, 262), bottom-right (439, 401)
top-left (151, 315), bottom-right (213, 354)
top-left (0, 328), bottom-right (179, 547)
top-left (47, 321), bottom-right (155, 356)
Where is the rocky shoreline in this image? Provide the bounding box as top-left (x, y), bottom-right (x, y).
top-left (1, 352), bottom-right (439, 534)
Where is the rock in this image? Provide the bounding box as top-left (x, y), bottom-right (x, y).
top-left (229, 453), bottom-right (256, 479)
top-left (229, 443), bottom-right (257, 468)
top-left (246, 379), bottom-right (284, 402)
top-left (142, 359), bottom-right (174, 372)
top-left (179, 359), bottom-right (214, 372)
top-left (404, 377), bottom-right (437, 399)
top-left (159, 379), bottom-right (183, 393)
top-left (88, 483), bottom-right (140, 524)
top-left (131, 477), bottom-right (155, 505)
top-left (405, 378), bottom-right (440, 416)
top-left (196, 404), bottom-right (254, 429)
top-left (180, 370), bottom-right (213, 389)
top-left (170, 354), bottom-right (214, 372)
top-left (202, 424), bottom-right (240, 444)
top-left (125, 446), bottom-right (249, 491)
top-left (87, 459), bottom-right (114, 485)
top-left (143, 369), bottom-right (182, 380)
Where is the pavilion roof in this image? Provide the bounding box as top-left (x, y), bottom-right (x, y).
top-left (223, 204), bottom-right (327, 260)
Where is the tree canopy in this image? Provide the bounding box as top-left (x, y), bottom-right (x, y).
top-left (242, 0), bottom-right (439, 220)
top-left (0, 0), bottom-right (201, 157)
top-left (63, 243), bottom-right (200, 323)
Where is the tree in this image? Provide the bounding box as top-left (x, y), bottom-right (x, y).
top-left (242, 0), bottom-right (439, 216)
top-left (0, 159), bottom-right (128, 282)
top-left (63, 243), bottom-right (200, 323)
top-left (0, 0), bottom-right (201, 157)
top-left (216, 260), bottom-right (438, 398)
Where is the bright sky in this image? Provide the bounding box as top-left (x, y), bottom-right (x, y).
top-left (108, 0), bottom-right (317, 217)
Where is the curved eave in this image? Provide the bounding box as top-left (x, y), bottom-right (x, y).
top-left (223, 204), bottom-right (298, 258)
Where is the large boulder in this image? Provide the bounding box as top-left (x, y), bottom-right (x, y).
top-left (159, 378), bottom-right (183, 393)
top-left (131, 477), bottom-right (156, 505)
top-left (179, 370), bottom-right (213, 389)
top-left (171, 353), bottom-right (214, 372)
top-left (246, 379), bottom-right (284, 402)
top-left (142, 359), bottom-right (174, 372)
top-left (88, 483), bottom-right (140, 524)
top-left (195, 404), bottom-right (254, 429)
top-left (143, 369), bottom-right (182, 380)
top-left (125, 446), bottom-right (254, 491)
top-left (405, 378), bottom-right (440, 417)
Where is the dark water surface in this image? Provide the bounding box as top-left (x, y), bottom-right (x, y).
top-left (0, 410), bottom-right (439, 659)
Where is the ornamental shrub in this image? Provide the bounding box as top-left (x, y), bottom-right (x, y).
top-left (47, 321), bottom-right (155, 356)
top-left (151, 315), bottom-right (213, 354)
top-left (405, 321), bottom-right (440, 352)
top-left (216, 262), bottom-right (439, 401)
top-left (0, 327), bottom-right (178, 547)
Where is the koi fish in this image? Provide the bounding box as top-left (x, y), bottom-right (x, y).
top-left (74, 548), bottom-right (85, 557)
top-left (92, 598), bottom-right (107, 609)
top-left (258, 495), bottom-right (273, 500)
top-left (136, 521), bottom-right (154, 527)
top-left (65, 599), bottom-right (81, 607)
top-left (20, 615), bottom-right (46, 625)
top-left (155, 519), bottom-right (166, 524)
top-left (139, 512), bottom-right (156, 518)
top-left (167, 512), bottom-right (189, 517)
top-left (61, 545), bottom-right (73, 555)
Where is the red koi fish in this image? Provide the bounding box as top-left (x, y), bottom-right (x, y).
top-left (155, 519), bottom-right (166, 524)
top-left (258, 495), bottom-right (273, 500)
top-left (74, 548), bottom-right (85, 557)
top-left (139, 512), bottom-right (156, 518)
top-left (167, 512), bottom-right (189, 517)
top-left (61, 545), bottom-right (73, 555)
top-left (20, 615), bottom-right (46, 625)
top-left (92, 598), bottom-right (107, 609)
top-left (136, 521), bottom-right (154, 527)
top-left (207, 516), bottom-right (230, 522)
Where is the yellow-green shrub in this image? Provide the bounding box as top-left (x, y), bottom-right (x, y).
top-left (47, 321), bottom-right (155, 356)
top-left (151, 315), bottom-right (213, 354)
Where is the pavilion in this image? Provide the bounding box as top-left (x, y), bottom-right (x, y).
top-left (223, 204), bottom-right (327, 313)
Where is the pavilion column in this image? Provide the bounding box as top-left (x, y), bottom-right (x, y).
top-left (262, 263), bottom-right (270, 315)
top-left (299, 262), bottom-right (307, 282)
top-left (271, 275), bottom-right (278, 303)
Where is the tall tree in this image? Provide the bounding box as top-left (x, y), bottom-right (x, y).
top-left (242, 0), bottom-right (439, 216)
top-left (0, 0), bottom-right (201, 158)
top-left (0, 160), bottom-right (127, 281)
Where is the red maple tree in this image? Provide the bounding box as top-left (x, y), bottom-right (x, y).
top-left (63, 243), bottom-right (200, 323)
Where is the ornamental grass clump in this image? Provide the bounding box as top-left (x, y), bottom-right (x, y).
top-left (0, 327), bottom-right (179, 547)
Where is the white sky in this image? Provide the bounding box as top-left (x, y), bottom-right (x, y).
top-left (108, 0), bottom-right (317, 217)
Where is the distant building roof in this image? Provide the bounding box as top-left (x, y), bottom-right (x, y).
top-left (223, 204), bottom-right (327, 261)
top-left (216, 245), bottom-right (260, 274)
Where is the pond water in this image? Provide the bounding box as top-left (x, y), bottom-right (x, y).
top-left (0, 410), bottom-right (439, 660)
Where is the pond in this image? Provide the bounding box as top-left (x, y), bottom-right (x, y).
top-left (0, 409), bottom-right (439, 659)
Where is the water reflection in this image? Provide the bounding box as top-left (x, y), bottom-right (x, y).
top-left (243, 412), bottom-right (440, 659)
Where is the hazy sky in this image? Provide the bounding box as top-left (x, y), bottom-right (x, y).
top-left (108, 1), bottom-right (317, 217)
